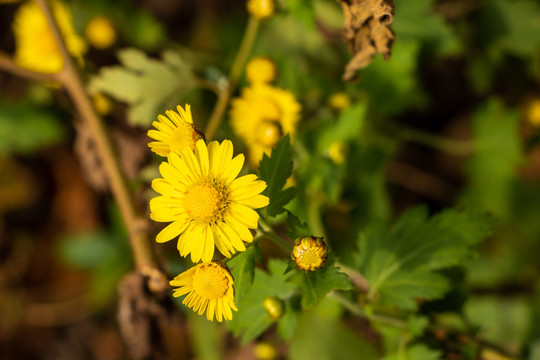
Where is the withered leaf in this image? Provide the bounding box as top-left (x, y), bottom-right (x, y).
top-left (338, 0), bottom-right (396, 81)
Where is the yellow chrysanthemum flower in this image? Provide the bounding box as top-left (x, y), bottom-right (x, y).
top-left (147, 104), bottom-right (204, 157)
top-left (150, 139), bottom-right (269, 263)
top-left (291, 236), bottom-right (328, 271)
top-left (230, 84), bottom-right (301, 165)
top-left (13, 0), bottom-right (87, 74)
top-left (171, 262), bottom-right (237, 322)
top-left (247, 0), bottom-right (275, 20)
top-left (85, 16), bottom-right (116, 50)
top-left (246, 57), bottom-right (276, 85)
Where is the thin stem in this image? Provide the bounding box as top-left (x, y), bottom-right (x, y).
top-left (0, 52), bottom-right (58, 83)
top-left (380, 118), bottom-right (474, 156)
top-left (205, 17), bottom-right (260, 140)
top-left (259, 219), bottom-right (293, 253)
top-left (336, 262), bottom-right (369, 293)
top-left (33, 0), bottom-right (158, 273)
top-left (329, 291), bottom-right (407, 329)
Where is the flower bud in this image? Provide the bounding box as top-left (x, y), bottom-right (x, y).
top-left (247, 57), bottom-right (276, 84)
top-left (263, 296), bottom-right (284, 320)
top-left (85, 16), bottom-right (116, 50)
top-left (328, 92), bottom-right (351, 111)
top-left (254, 341), bottom-right (278, 360)
top-left (526, 99), bottom-right (540, 127)
top-left (291, 236), bottom-right (328, 271)
top-left (247, 0), bottom-right (275, 20)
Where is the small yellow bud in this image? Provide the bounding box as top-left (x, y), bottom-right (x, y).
top-left (526, 99), bottom-right (540, 127)
top-left (263, 296), bottom-right (284, 320)
top-left (92, 92), bottom-right (113, 115)
top-left (328, 92), bottom-right (351, 111)
top-left (85, 16), bottom-right (116, 50)
top-left (327, 141), bottom-right (348, 164)
top-left (292, 236), bottom-right (329, 271)
top-left (256, 121), bottom-right (281, 147)
top-left (247, 57), bottom-right (276, 84)
top-left (247, 0), bottom-right (275, 20)
top-left (254, 342), bottom-right (278, 360)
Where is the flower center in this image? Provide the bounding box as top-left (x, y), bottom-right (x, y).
top-left (169, 123), bottom-right (196, 154)
top-left (192, 264), bottom-right (230, 299)
top-left (256, 120), bottom-right (282, 147)
top-left (298, 249), bottom-right (324, 268)
top-left (184, 180), bottom-right (229, 223)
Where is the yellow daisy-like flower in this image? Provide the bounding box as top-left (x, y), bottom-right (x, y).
top-left (85, 16), bottom-right (116, 50)
top-left (13, 0), bottom-right (87, 74)
top-left (246, 57), bottom-right (276, 85)
top-left (171, 262), bottom-right (237, 322)
top-left (291, 236), bottom-right (328, 271)
top-left (147, 104), bottom-right (204, 157)
top-left (230, 84), bottom-right (301, 165)
top-left (247, 0), bottom-right (275, 20)
top-left (150, 139), bottom-right (269, 263)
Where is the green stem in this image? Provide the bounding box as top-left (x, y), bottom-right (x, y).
top-left (329, 291), bottom-right (406, 329)
top-left (205, 17), bottom-right (260, 140)
top-left (380, 118), bottom-right (474, 156)
top-left (259, 219), bottom-right (293, 253)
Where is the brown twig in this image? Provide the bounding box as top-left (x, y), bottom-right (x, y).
top-left (0, 52), bottom-right (58, 83)
top-left (22, 0), bottom-right (159, 276)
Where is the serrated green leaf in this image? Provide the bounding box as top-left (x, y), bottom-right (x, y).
top-left (407, 315), bottom-right (430, 338)
top-left (286, 211), bottom-right (311, 239)
top-left (227, 259), bottom-right (296, 345)
top-left (258, 135), bottom-right (295, 217)
top-left (296, 259), bottom-right (353, 309)
top-left (462, 99), bottom-right (522, 218)
top-left (0, 102), bottom-right (65, 155)
top-left (228, 244), bottom-right (262, 303)
top-left (357, 206), bottom-right (493, 310)
top-left (88, 48), bottom-right (195, 127)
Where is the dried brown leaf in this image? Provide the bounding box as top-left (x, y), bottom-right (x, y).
top-left (338, 0), bottom-right (396, 81)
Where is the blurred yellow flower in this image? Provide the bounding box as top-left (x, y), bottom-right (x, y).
top-left (328, 92), bottom-right (351, 111)
top-left (526, 99), bottom-right (540, 127)
top-left (327, 141), bottom-right (348, 164)
top-left (170, 262), bottom-right (237, 322)
top-left (246, 57), bottom-right (276, 85)
top-left (92, 92), bottom-right (113, 115)
top-left (247, 0), bottom-right (274, 20)
top-left (254, 342), bottom-right (278, 360)
top-left (150, 139), bottom-right (269, 263)
top-left (13, 0), bottom-right (87, 74)
top-left (147, 104), bottom-right (204, 157)
top-left (230, 84), bottom-right (301, 165)
top-left (85, 16), bottom-right (116, 50)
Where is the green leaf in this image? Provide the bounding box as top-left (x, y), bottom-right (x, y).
top-left (228, 244), bottom-right (262, 303)
top-left (358, 40), bottom-right (427, 116)
top-left (393, 0), bottom-right (461, 56)
top-left (479, 0), bottom-right (540, 57)
top-left (277, 296), bottom-right (301, 341)
top-left (88, 48), bottom-right (195, 127)
top-left (0, 102), bottom-right (65, 155)
top-left (381, 344), bottom-right (442, 360)
top-left (317, 103), bottom-right (366, 152)
top-left (289, 297), bottom-right (378, 360)
top-left (227, 259), bottom-right (296, 345)
top-left (286, 211), bottom-right (311, 239)
top-left (296, 258), bottom-right (353, 309)
top-left (188, 311), bottom-right (223, 360)
top-left (356, 206), bottom-right (493, 310)
top-left (462, 99), bottom-right (522, 218)
top-left (258, 134), bottom-right (295, 217)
